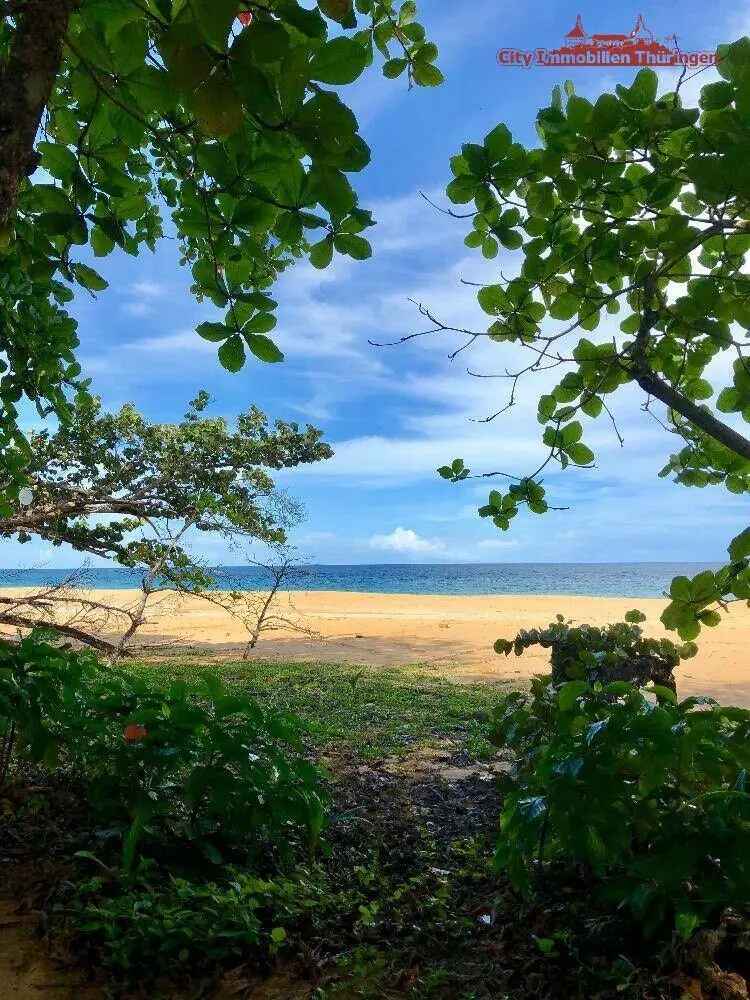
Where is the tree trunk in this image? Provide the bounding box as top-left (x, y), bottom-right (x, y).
top-left (0, 0), bottom-right (78, 231)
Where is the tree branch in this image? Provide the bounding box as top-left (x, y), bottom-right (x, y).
top-left (0, 613), bottom-right (129, 656)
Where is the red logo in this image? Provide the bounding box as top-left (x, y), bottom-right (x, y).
top-left (499, 13), bottom-right (717, 69)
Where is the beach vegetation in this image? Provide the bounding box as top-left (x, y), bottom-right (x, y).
top-left (5, 635), bottom-right (719, 998)
top-left (0, 0), bottom-right (439, 503)
top-left (492, 674), bottom-right (750, 942)
top-left (424, 43), bottom-right (750, 645)
top-left (199, 544), bottom-right (321, 658)
top-left (493, 613), bottom-right (691, 691)
top-left (0, 632), bottom-right (325, 870)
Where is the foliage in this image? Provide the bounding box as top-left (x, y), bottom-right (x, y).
top-left (493, 613), bottom-right (696, 691)
top-left (3, 390), bottom-right (330, 564)
top-left (0, 629), bottom-right (99, 786)
top-left (0, 633), bottom-right (326, 868)
top-left (0, 0), bottom-right (439, 500)
top-left (492, 676), bottom-right (750, 939)
top-left (72, 868), bottom-right (279, 977)
top-left (429, 42), bottom-right (750, 641)
top-left (41, 747), bottom-right (682, 998)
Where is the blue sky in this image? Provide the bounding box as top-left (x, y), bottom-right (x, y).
top-left (6, 1), bottom-right (750, 568)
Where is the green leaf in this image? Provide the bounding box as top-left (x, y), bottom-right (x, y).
top-left (383, 57), bottom-right (408, 79)
top-left (218, 334), bottom-right (246, 371)
top-left (309, 236), bottom-right (334, 269)
top-left (617, 68), bottom-right (658, 109)
top-left (72, 263), bottom-right (108, 292)
top-left (191, 76), bottom-right (244, 136)
top-left (309, 166), bottom-right (356, 215)
top-left (36, 142), bottom-right (78, 184)
top-left (310, 38), bottom-right (368, 85)
top-left (484, 123), bottom-right (511, 160)
top-left (729, 527), bottom-right (750, 562)
top-left (558, 680), bottom-right (589, 712)
top-left (670, 576), bottom-right (692, 601)
top-left (246, 334), bottom-right (284, 363)
top-left (318, 0), bottom-right (356, 27)
top-left (197, 322), bottom-right (231, 342)
top-left (244, 312), bottom-right (277, 334)
top-left (412, 61), bottom-right (443, 87)
top-left (190, 0), bottom-right (238, 50)
top-left (566, 442), bottom-right (594, 465)
top-left (549, 292), bottom-right (578, 320)
top-left (675, 910), bottom-right (701, 941)
top-left (478, 284), bottom-right (507, 315)
top-left (398, 1), bottom-right (417, 24)
top-left (334, 233), bottom-right (372, 259)
top-left (700, 80), bottom-right (733, 110)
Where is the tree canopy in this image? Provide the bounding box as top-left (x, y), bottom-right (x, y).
top-left (0, 390), bottom-right (330, 577)
top-left (420, 41), bottom-right (750, 646)
top-left (0, 0), bottom-right (438, 503)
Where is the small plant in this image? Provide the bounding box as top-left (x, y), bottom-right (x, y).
top-left (491, 676), bottom-right (750, 939)
top-left (493, 613), bottom-right (697, 691)
top-left (72, 869), bottom-right (273, 976)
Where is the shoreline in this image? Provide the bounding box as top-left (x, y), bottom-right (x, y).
top-left (1, 588), bottom-right (749, 706)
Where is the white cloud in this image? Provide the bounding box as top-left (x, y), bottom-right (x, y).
top-left (131, 280), bottom-right (166, 299)
top-left (369, 526), bottom-right (446, 554)
top-left (120, 280), bottom-right (169, 318)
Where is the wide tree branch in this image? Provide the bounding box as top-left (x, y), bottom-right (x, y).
top-left (629, 279), bottom-right (750, 462)
top-left (633, 367), bottom-right (750, 461)
top-left (0, 0), bottom-right (78, 229)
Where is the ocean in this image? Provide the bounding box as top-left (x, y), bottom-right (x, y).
top-left (0, 563), bottom-right (717, 598)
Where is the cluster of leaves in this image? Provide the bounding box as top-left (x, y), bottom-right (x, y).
top-left (493, 613), bottom-right (695, 690)
top-left (661, 557), bottom-right (750, 640)
top-left (491, 675), bottom-right (750, 940)
top-left (433, 41), bottom-right (750, 641)
top-left (72, 867), bottom-right (292, 977)
top-left (0, 0), bottom-right (439, 499)
top-left (0, 633), bottom-right (326, 869)
top-left (438, 460), bottom-right (553, 530)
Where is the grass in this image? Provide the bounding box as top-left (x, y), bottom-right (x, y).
top-left (126, 657), bottom-right (508, 759)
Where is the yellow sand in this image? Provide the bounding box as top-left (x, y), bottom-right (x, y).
top-left (2, 589), bottom-right (749, 705)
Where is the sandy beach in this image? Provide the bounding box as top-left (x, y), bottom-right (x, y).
top-left (2, 588), bottom-right (749, 706)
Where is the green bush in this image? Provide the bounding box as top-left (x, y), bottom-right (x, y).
top-left (493, 614), bottom-right (696, 691)
top-left (0, 634), bottom-right (326, 868)
top-left (492, 676), bottom-right (750, 939)
top-left (0, 632), bottom-right (100, 785)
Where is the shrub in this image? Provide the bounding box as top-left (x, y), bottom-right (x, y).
top-left (0, 634), bottom-right (326, 868)
top-left (0, 632), bottom-right (100, 786)
top-left (492, 675), bottom-right (750, 939)
top-left (492, 614), bottom-right (698, 691)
